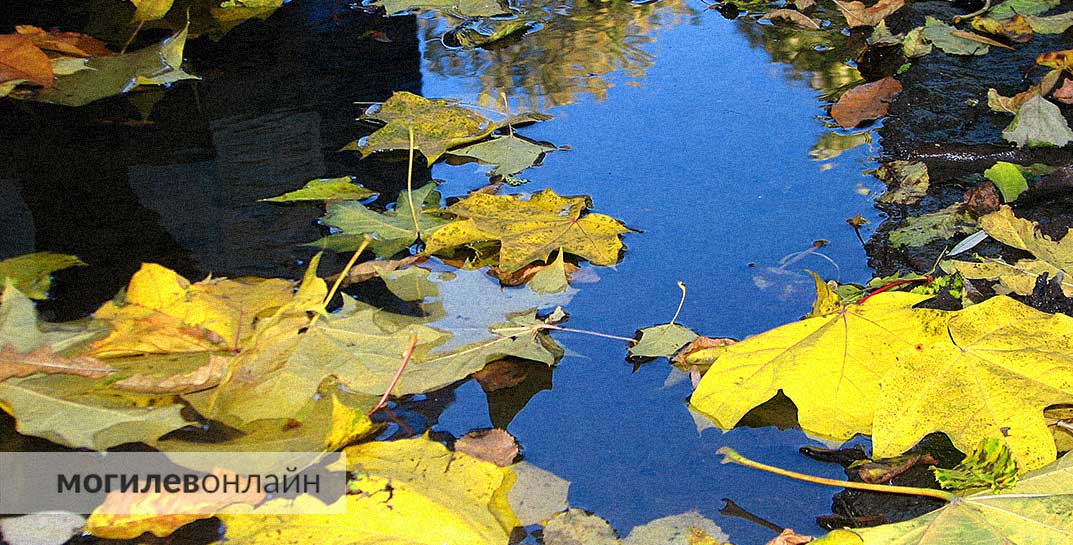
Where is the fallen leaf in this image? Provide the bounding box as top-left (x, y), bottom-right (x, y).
top-left (876, 160), bottom-right (929, 205)
top-left (425, 189), bottom-right (633, 273)
top-left (28, 24), bottom-right (196, 107)
top-left (109, 354), bottom-right (228, 394)
top-left (449, 20), bottom-right (531, 49)
top-left (671, 336), bottom-right (738, 369)
top-left (629, 323), bottom-right (699, 358)
top-left (15, 26), bottom-right (113, 57)
top-left (983, 161), bottom-right (1029, 202)
top-left (888, 203), bottom-right (977, 248)
top-left (0, 512), bottom-right (86, 545)
top-left (760, 9), bottom-right (822, 29)
top-left (0, 283), bottom-right (104, 354)
top-left (0, 373), bottom-right (188, 450)
top-left (327, 255), bottom-right (427, 286)
top-left (932, 438), bottom-right (1019, 491)
top-left (0, 344), bottom-right (112, 382)
top-left (260, 177), bottom-right (376, 202)
top-left (131, 0), bottom-right (175, 22)
top-left (950, 29), bottom-right (1015, 50)
top-left (448, 134), bottom-right (555, 176)
top-left (980, 205), bottom-right (1073, 271)
top-left (987, 0), bottom-right (1060, 19)
top-left (455, 428), bottom-right (519, 466)
top-left (623, 511), bottom-right (729, 545)
top-left (830, 77), bottom-right (902, 129)
top-left (0, 34), bottom-right (53, 87)
top-left (691, 280), bottom-right (950, 442)
top-left (508, 461), bottom-right (570, 526)
top-left (315, 183), bottom-right (450, 257)
top-left (902, 26), bottom-right (932, 57)
top-left (970, 15), bottom-right (1033, 43)
top-left (85, 468), bottom-right (264, 539)
top-left (215, 435), bottom-right (520, 545)
top-left (924, 17), bottom-right (990, 55)
top-left (0, 252), bottom-right (86, 300)
top-left (343, 91), bottom-right (550, 163)
top-left (373, 0), bottom-right (510, 17)
top-left (527, 249), bottom-right (571, 294)
top-left (1025, 11), bottom-right (1073, 33)
top-left (873, 295), bottom-right (1073, 470)
top-left (943, 257), bottom-right (1073, 297)
top-left (1053, 78), bottom-right (1073, 104)
top-left (544, 509), bottom-right (620, 545)
top-left (766, 529), bottom-right (815, 545)
top-left (1003, 95), bottom-right (1073, 147)
top-left (834, 0), bottom-right (905, 27)
top-left (89, 263), bottom-right (295, 356)
top-left (963, 182), bottom-right (1002, 216)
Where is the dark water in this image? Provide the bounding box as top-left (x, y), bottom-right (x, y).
top-left (1, 1), bottom-right (885, 542)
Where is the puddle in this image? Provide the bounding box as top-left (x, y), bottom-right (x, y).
top-left (1, 1), bottom-right (889, 542)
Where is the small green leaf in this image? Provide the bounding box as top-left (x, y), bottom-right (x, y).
top-left (1002, 95), bottom-right (1073, 148)
top-left (932, 437), bottom-right (1019, 491)
top-left (261, 177), bottom-right (376, 202)
top-left (983, 162), bottom-right (1029, 202)
top-left (629, 323), bottom-right (698, 359)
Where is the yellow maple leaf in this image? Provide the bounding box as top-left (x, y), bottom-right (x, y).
top-left (690, 287), bottom-right (950, 441)
top-left (217, 435), bottom-right (518, 545)
top-left (90, 264), bottom-right (295, 357)
top-left (873, 296), bottom-right (1073, 471)
top-left (425, 189), bottom-right (633, 273)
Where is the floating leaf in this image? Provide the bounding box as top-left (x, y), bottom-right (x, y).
top-left (979, 205), bottom-right (1073, 272)
top-left (0, 252), bottom-right (86, 300)
top-left (89, 263), bottom-right (295, 356)
top-left (1002, 95), bottom-right (1073, 147)
top-left (448, 134), bottom-right (555, 176)
top-left (0, 373), bottom-right (187, 450)
top-left (260, 177), bottom-right (376, 202)
top-left (315, 183), bottom-right (449, 256)
top-left (691, 283), bottom-right (949, 441)
top-left (217, 436), bottom-right (519, 544)
top-left (29, 24), bottom-right (196, 107)
top-left (131, 0), bottom-right (174, 22)
top-left (924, 17), bottom-right (989, 55)
top-left (15, 26), bottom-right (113, 58)
top-left (629, 324), bottom-right (699, 358)
top-left (830, 77), bottom-right (902, 129)
top-left (873, 296), bottom-right (1073, 471)
top-left (0, 34), bottom-right (53, 87)
top-left (623, 511), bottom-right (729, 545)
top-left (834, 0), bottom-right (905, 28)
top-left (425, 190), bottom-right (633, 273)
top-left (0, 283), bottom-right (103, 354)
top-left (373, 0), bottom-right (510, 17)
top-left (760, 9), bottom-right (822, 30)
top-left (983, 161), bottom-right (1029, 202)
top-left (344, 91), bottom-right (550, 163)
top-left (528, 249), bottom-right (570, 294)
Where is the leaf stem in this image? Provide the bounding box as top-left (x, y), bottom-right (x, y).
top-left (717, 447), bottom-right (957, 502)
top-left (367, 335), bottom-right (418, 416)
top-left (670, 281), bottom-right (686, 325)
top-left (406, 126), bottom-right (421, 237)
top-left (120, 20), bottom-right (145, 54)
top-left (541, 324), bottom-right (637, 344)
top-left (311, 236), bottom-right (371, 328)
top-left (856, 275), bottom-right (933, 305)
